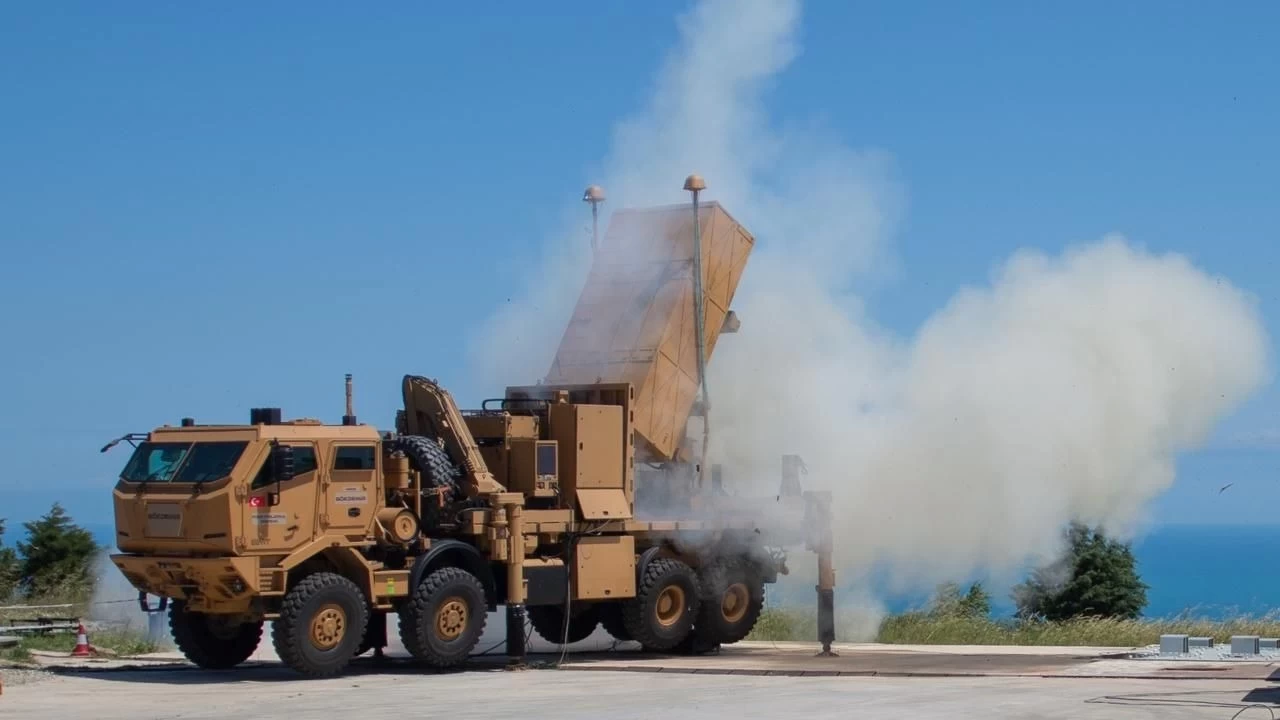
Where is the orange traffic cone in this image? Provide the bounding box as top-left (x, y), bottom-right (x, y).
top-left (70, 621), bottom-right (93, 657)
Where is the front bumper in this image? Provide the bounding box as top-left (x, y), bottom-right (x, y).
top-left (110, 554), bottom-right (260, 611)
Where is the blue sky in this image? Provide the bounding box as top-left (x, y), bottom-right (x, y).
top-left (2, 1), bottom-right (1278, 538)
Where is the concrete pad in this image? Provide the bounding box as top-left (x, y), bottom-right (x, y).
top-left (555, 642), bottom-right (1112, 678)
top-left (3, 665), bottom-right (1280, 720)
top-left (812, 641), bottom-right (1138, 656)
top-left (25, 612), bottom-right (1278, 687)
top-left (1047, 658), bottom-right (1280, 681)
top-left (11, 616), bottom-right (1280, 720)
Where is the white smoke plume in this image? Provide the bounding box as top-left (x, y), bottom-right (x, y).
top-left (467, 0), bottom-right (1272, 615)
top-left (720, 237), bottom-right (1271, 596)
top-left (89, 550), bottom-right (173, 648)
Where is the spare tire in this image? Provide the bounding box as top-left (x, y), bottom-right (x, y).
top-left (393, 435), bottom-right (463, 529)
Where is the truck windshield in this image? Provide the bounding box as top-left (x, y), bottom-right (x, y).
top-left (120, 441), bottom-right (249, 484)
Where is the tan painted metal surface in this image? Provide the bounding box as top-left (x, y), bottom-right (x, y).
top-left (544, 202), bottom-right (753, 461)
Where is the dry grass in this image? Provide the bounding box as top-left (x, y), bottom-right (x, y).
top-left (748, 606), bottom-right (1280, 647)
top-left (0, 628), bottom-right (157, 664)
top-left (0, 588), bottom-right (156, 664)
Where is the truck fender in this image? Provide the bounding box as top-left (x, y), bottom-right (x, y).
top-left (636, 546), bottom-right (666, 576)
top-left (410, 540), bottom-right (498, 610)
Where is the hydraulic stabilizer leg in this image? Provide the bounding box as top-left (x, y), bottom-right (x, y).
top-left (503, 496), bottom-right (528, 668)
top-left (816, 552), bottom-right (837, 657)
top-left (806, 490), bottom-right (838, 657)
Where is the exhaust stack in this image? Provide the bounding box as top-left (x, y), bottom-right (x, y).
top-left (343, 373), bottom-right (357, 426)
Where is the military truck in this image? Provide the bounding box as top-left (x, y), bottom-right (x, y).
top-left (106, 176), bottom-right (836, 678)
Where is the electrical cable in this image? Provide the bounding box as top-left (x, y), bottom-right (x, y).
top-left (547, 521), bottom-right (629, 667)
top-left (1084, 689), bottom-right (1278, 717)
top-left (553, 530), bottom-right (577, 667)
top-left (474, 616), bottom-right (534, 657)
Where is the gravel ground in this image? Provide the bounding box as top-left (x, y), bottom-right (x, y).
top-left (1, 665), bottom-right (53, 688)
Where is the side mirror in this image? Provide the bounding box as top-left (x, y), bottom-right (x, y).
top-left (269, 443), bottom-right (295, 506)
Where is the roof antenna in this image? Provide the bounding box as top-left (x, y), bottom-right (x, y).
top-left (343, 373), bottom-right (357, 426)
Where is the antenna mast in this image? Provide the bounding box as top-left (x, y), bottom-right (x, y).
top-left (684, 173), bottom-right (709, 490)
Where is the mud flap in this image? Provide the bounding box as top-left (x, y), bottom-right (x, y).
top-left (139, 591), bottom-right (169, 614)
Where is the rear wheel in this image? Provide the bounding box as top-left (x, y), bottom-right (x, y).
top-left (271, 572), bottom-right (369, 678)
top-left (528, 604), bottom-right (599, 645)
top-left (398, 566), bottom-right (487, 668)
top-left (598, 602), bottom-right (631, 643)
top-left (622, 558), bottom-right (700, 651)
top-left (692, 559), bottom-right (765, 645)
top-left (169, 601), bottom-right (262, 670)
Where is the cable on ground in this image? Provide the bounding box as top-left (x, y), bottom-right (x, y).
top-left (1084, 689), bottom-right (1278, 718)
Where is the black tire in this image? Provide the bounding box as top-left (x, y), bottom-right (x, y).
top-left (398, 566), bottom-right (487, 668)
top-left (168, 600), bottom-right (262, 670)
top-left (527, 604), bottom-right (599, 645)
top-left (692, 559), bottom-right (765, 645)
top-left (622, 558), bottom-right (700, 651)
top-left (270, 572), bottom-right (369, 678)
top-left (394, 435), bottom-right (462, 498)
top-left (395, 435), bottom-right (463, 530)
top-left (598, 602), bottom-right (631, 642)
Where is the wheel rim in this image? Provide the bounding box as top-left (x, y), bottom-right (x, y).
top-left (721, 583), bottom-right (750, 624)
top-left (435, 598), bottom-right (468, 641)
top-left (655, 586), bottom-right (686, 627)
top-left (310, 604), bottom-right (346, 650)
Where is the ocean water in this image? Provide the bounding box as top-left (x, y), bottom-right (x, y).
top-left (87, 522), bottom-right (1280, 621)
top-left (766, 523), bottom-right (1280, 621)
top-left (1128, 524), bottom-right (1280, 620)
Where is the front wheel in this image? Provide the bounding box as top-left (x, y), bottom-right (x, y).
top-left (169, 601), bottom-right (262, 669)
top-left (271, 572), bottom-right (369, 678)
top-left (398, 566), bottom-right (487, 668)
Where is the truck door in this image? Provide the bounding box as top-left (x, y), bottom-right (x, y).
top-left (244, 442), bottom-right (318, 552)
top-left (323, 442), bottom-right (379, 534)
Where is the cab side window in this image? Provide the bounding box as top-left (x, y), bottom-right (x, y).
top-left (333, 446), bottom-right (376, 471)
top-left (251, 445), bottom-right (317, 489)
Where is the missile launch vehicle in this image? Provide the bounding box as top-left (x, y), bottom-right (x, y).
top-left (106, 175), bottom-right (836, 677)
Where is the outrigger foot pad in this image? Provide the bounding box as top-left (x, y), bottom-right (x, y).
top-left (506, 604), bottom-right (528, 667)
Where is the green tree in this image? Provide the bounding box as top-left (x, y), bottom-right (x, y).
top-left (929, 581), bottom-right (991, 619)
top-left (1012, 522), bottom-right (1148, 621)
top-left (16, 503), bottom-right (100, 598)
top-left (0, 518), bottom-right (19, 600)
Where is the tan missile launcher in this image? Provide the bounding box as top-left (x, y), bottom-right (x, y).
top-left (106, 175), bottom-right (837, 680)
